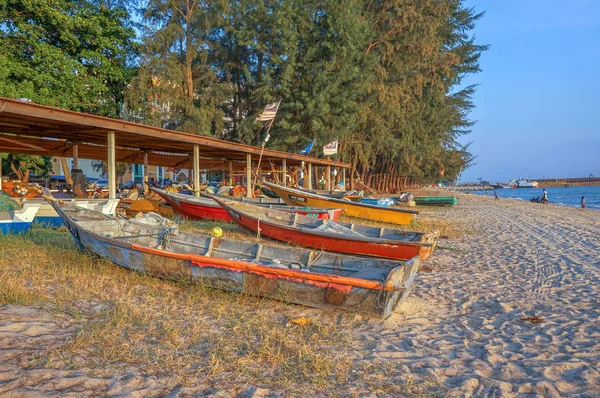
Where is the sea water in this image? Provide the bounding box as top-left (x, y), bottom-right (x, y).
top-left (471, 186), bottom-right (600, 209)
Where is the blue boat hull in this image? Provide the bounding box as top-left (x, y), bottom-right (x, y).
top-left (0, 221), bottom-right (33, 235)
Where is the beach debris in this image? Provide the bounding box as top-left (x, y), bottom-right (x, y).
top-left (287, 317), bottom-right (312, 327)
top-left (520, 316), bottom-right (543, 323)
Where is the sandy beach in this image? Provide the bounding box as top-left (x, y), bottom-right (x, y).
top-left (1, 194), bottom-right (599, 396)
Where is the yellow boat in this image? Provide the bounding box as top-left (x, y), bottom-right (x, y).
top-left (262, 181), bottom-right (418, 225)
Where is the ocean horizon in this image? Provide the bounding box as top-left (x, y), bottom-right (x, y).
top-left (468, 186), bottom-right (600, 210)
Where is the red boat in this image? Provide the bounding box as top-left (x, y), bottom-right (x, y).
top-left (212, 196), bottom-right (439, 261)
top-left (148, 186), bottom-right (344, 221)
top-left (149, 186), bottom-right (230, 221)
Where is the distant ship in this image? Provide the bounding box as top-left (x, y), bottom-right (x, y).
top-left (509, 178), bottom-right (539, 188)
top-left (490, 182), bottom-right (513, 189)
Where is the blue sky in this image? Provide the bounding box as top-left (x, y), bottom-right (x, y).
top-left (459, 0), bottom-right (600, 182)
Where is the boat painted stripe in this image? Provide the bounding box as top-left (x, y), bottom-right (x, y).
top-left (131, 244), bottom-right (397, 291)
top-left (190, 260), bottom-right (352, 292)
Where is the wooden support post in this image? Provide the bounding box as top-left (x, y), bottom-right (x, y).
top-left (326, 165), bottom-right (331, 191)
top-left (228, 160), bottom-right (233, 185)
top-left (246, 153), bottom-right (252, 198)
top-left (107, 132), bottom-right (116, 199)
top-left (193, 145), bottom-right (200, 197)
top-left (342, 168), bottom-right (346, 192)
top-left (72, 144), bottom-right (79, 169)
top-left (307, 163), bottom-right (313, 190)
top-left (143, 152), bottom-right (149, 194)
top-left (282, 159), bottom-right (287, 187)
top-left (0, 153), bottom-right (3, 191)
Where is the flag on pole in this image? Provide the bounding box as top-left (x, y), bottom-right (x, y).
top-left (299, 140), bottom-right (315, 155)
top-left (256, 102), bottom-right (280, 126)
top-left (323, 140), bottom-right (338, 156)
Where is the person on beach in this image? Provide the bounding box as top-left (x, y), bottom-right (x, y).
top-left (581, 196), bottom-right (586, 209)
top-left (542, 189), bottom-right (548, 203)
top-left (494, 191), bottom-right (499, 200)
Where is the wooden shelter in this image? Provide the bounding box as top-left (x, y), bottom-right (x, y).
top-left (0, 97), bottom-right (348, 198)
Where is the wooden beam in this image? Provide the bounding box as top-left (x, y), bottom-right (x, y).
top-left (108, 132), bottom-right (116, 199)
top-left (228, 160), bottom-right (233, 185)
top-left (307, 163), bottom-right (313, 190)
top-left (143, 152), bottom-right (149, 194)
top-left (72, 144), bottom-right (79, 169)
top-left (193, 145), bottom-right (200, 197)
top-left (0, 135), bottom-right (47, 151)
top-left (246, 153), bottom-right (252, 198)
top-left (282, 159), bottom-right (287, 187)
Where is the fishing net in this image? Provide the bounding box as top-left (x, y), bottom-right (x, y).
top-left (0, 194), bottom-right (20, 212)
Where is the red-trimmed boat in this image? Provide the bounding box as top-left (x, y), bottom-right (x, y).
top-left (149, 186), bottom-right (230, 221)
top-left (47, 198), bottom-right (420, 318)
top-left (212, 196), bottom-right (439, 261)
top-left (148, 186), bottom-right (344, 221)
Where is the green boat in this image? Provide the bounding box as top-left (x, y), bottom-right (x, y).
top-left (413, 196), bottom-right (458, 206)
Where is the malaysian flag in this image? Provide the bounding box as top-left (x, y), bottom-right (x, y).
top-left (256, 102), bottom-right (280, 126)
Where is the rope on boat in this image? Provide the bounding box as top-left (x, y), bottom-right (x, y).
top-left (256, 218), bottom-right (261, 240)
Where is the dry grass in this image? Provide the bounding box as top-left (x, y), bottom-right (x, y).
top-left (2, 226), bottom-right (420, 394)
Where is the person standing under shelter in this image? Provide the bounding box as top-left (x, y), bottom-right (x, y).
top-left (581, 196), bottom-right (586, 209)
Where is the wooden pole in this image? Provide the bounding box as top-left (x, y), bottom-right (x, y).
top-left (0, 153), bottom-right (3, 191)
top-left (108, 132), bottom-right (116, 199)
top-left (228, 160), bottom-right (233, 185)
top-left (143, 152), bottom-right (149, 194)
top-left (282, 159), bottom-right (287, 187)
top-left (307, 163), bottom-right (313, 190)
top-left (193, 145), bottom-right (200, 197)
top-left (246, 153), bottom-right (252, 198)
top-left (326, 165), bottom-right (331, 192)
top-left (342, 168), bottom-right (346, 192)
top-left (72, 144), bottom-right (79, 169)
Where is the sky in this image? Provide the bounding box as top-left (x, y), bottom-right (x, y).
top-left (458, 0), bottom-right (600, 183)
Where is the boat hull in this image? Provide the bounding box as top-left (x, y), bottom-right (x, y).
top-left (151, 187), bottom-right (343, 221)
top-left (263, 182), bottom-right (417, 225)
top-left (0, 203), bottom-right (40, 234)
top-left (51, 202), bottom-right (419, 319)
top-left (224, 206), bottom-right (434, 260)
top-left (21, 198), bottom-right (119, 227)
top-left (151, 189), bottom-right (231, 221)
top-left (413, 196), bottom-right (458, 206)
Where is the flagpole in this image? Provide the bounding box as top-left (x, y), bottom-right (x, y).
top-left (252, 100), bottom-right (281, 192)
top-left (252, 120), bottom-right (273, 192)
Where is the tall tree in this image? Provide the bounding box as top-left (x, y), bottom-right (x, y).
top-left (0, 0), bottom-right (137, 117)
top-left (126, 0), bottom-right (231, 134)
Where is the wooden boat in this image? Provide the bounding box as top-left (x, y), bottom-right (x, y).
top-left (48, 199), bottom-right (420, 318)
top-left (149, 186), bottom-right (344, 221)
top-left (0, 202), bottom-right (41, 234)
top-left (263, 181), bottom-right (418, 225)
top-left (216, 194), bottom-right (286, 206)
top-left (21, 198), bottom-right (119, 227)
top-left (213, 196), bottom-right (438, 260)
top-left (413, 196), bottom-right (458, 206)
top-left (148, 186), bottom-right (231, 221)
